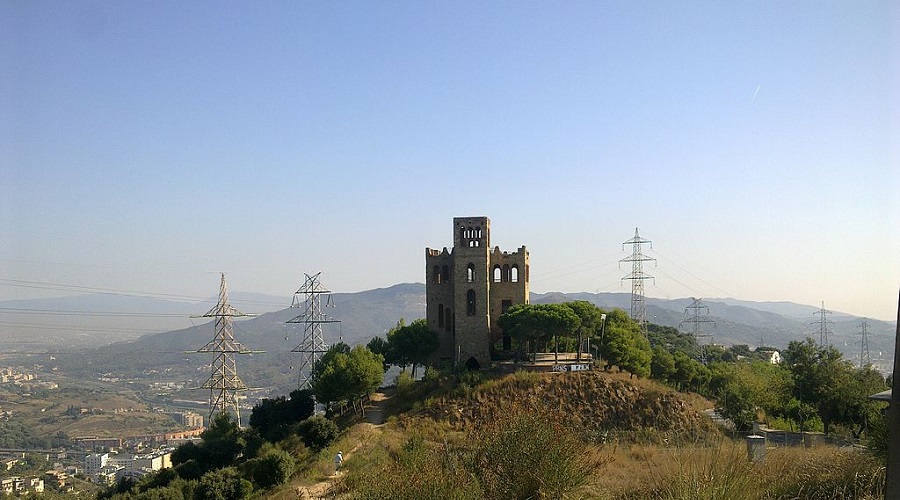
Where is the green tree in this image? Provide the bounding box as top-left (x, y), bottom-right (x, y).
top-left (200, 412), bottom-right (246, 469)
top-left (196, 468), bottom-right (253, 500)
top-left (647, 323), bottom-right (700, 358)
top-left (242, 449), bottom-right (295, 489)
top-left (671, 351), bottom-right (699, 390)
top-left (564, 301), bottom-right (604, 361)
top-left (312, 345), bottom-right (384, 411)
top-left (784, 338), bottom-right (854, 434)
top-left (497, 303), bottom-right (581, 361)
top-left (366, 335), bottom-right (393, 371)
top-left (599, 309), bottom-right (651, 378)
top-left (717, 380), bottom-right (758, 432)
top-left (296, 415), bottom-right (339, 451)
top-left (387, 318), bottom-right (439, 377)
top-left (650, 346), bottom-right (676, 383)
top-left (248, 389), bottom-right (315, 442)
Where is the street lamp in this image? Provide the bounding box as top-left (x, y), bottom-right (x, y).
top-left (597, 313), bottom-right (607, 368)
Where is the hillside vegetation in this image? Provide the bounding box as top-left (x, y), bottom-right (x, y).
top-left (404, 370), bottom-right (717, 444)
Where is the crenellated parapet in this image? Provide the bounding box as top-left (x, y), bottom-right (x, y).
top-left (425, 217), bottom-right (529, 370)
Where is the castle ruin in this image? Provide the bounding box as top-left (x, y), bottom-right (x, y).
top-left (426, 216), bottom-right (529, 370)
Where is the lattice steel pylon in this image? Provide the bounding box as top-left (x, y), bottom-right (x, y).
top-left (620, 228), bottom-right (656, 336)
top-left (811, 301), bottom-right (834, 347)
top-left (286, 272), bottom-right (340, 390)
top-left (856, 319), bottom-right (872, 368)
top-left (679, 297), bottom-right (716, 364)
top-left (193, 273), bottom-right (256, 426)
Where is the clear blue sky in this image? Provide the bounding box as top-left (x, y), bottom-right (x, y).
top-left (2, 1), bottom-right (898, 321)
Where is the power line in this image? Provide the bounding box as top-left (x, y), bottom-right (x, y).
top-left (287, 272), bottom-right (340, 390)
top-left (678, 298), bottom-right (716, 364)
top-left (192, 274), bottom-right (257, 426)
top-left (0, 307), bottom-right (188, 318)
top-left (620, 228), bottom-right (656, 336)
top-left (811, 301), bottom-right (834, 347)
top-left (856, 319), bottom-right (872, 368)
top-left (0, 321), bottom-right (169, 334)
top-left (0, 278), bottom-right (287, 307)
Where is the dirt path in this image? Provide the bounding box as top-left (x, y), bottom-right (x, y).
top-left (296, 392), bottom-right (390, 499)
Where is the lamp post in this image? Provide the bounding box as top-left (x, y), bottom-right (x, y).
top-left (597, 313), bottom-right (607, 368)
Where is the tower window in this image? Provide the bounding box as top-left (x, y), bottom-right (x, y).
top-left (493, 265), bottom-right (501, 282)
top-left (502, 264), bottom-right (510, 282)
top-left (442, 265), bottom-right (450, 283)
top-left (467, 290), bottom-right (476, 316)
top-left (511, 265), bottom-right (519, 283)
top-left (445, 307), bottom-right (453, 332)
top-left (433, 265), bottom-right (441, 284)
top-left (467, 263), bottom-right (475, 283)
top-left (438, 304), bottom-right (444, 328)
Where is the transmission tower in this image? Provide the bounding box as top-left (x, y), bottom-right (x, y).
top-left (679, 297), bottom-right (716, 364)
top-left (193, 273), bottom-right (256, 426)
top-left (620, 228), bottom-right (656, 336)
top-left (811, 301), bottom-right (834, 347)
top-left (856, 319), bottom-right (872, 368)
top-left (286, 272), bottom-right (340, 390)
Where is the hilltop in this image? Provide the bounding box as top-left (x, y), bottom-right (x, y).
top-left (399, 370), bottom-right (717, 443)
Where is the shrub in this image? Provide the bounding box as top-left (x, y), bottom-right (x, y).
top-left (296, 415), bottom-right (339, 451)
top-left (342, 435), bottom-right (483, 500)
top-left (395, 370), bottom-right (415, 395)
top-left (422, 366), bottom-right (441, 383)
top-left (196, 467), bottom-right (253, 500)
top-left (615, 442), bottom-right (761, 500)
top-left (472, 411), bottom-right (599, 499)
top-left (763, 447), bottom-right (884, 499)
top-left (865, 411), bottom-right (888, 464)
top-left (241, 449), bottom-right (295, 489)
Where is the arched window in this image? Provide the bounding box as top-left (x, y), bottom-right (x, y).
top-left (433, 265), bottom-right (441, 284)
top-left (502, 264), bottom-right (511, 282)
top-left (441, 265), bottom-right (450, 283)
top-left (493, 265), bottom-right (502, 282)
top-left (466, 290), bottom-right (476, 316)
top-left (438, 304), bottom-right (444, 328)
top-left (511, 265), bottom-right (519, 283)
top-left (467, 263), bottom-right (475, 283)
top-left (445, 307), bottom-right (452, 332)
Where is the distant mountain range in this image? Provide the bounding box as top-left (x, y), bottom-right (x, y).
top-left (2, 284), bottom-right (896, 380)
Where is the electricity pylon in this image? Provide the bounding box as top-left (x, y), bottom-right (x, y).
top-left (193, 273), bottom-right (256, 426)
top-left (679, 297), bottom-right (716, 364)
top-left (811, 301), bottom-right (833, 347)
top-left (286, 272), bottom-right (340, 389)
top-left (856, 319), bottom-right (872, 368)
top-left (621, 228), bottom-right (656, 336)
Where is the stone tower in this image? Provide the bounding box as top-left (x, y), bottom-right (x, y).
top-left (426, 216), bottom-right (529, 369)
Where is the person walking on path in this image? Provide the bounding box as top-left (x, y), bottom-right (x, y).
top-left (334, 451), bottom-right (343, 474)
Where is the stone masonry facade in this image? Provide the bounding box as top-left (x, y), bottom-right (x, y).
top-left (426, 216), bottom-right (529, 369)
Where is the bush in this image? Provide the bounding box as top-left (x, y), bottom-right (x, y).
top-left (865, 411), bottom-right (888, 464)
top-left (472, 412), bottom-right (598, 499)
top-left (764, 448), bottom-right (884, 499)
top-left (395, 370), bottom-right (415, 395)
top-left (422, 366), bottom-right (441, 383)
top-left (196, 467), bottom-right (253, 500)
top-left (341, 435), bottom-right (483, 500)
top-left (296, 415), bottom-right (339, 451)
top-left (241, 449), bottom-right (295, 489)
